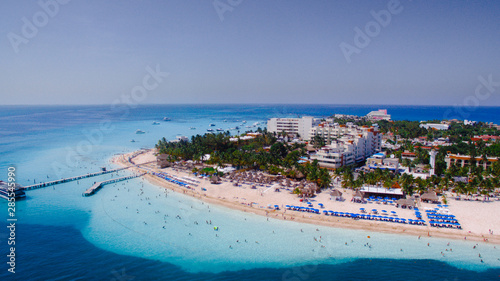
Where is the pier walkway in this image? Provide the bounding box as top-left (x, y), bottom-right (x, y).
top-left (83, 172), bottom-right (146, 196)
top-left (23, 167), bottom-right (130, 190)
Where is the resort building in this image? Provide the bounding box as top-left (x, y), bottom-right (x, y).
top-left (267, 116), bottom-right (320, 140)
top-left (366, 109), bottom-right (391, 121)
top-left (471, 135), bottom-right (500, 143)
top-left (464, 120), bottom-right (477, 126)
top-left (485, 122), bottom-right (500, 130)
top-left (170, 136), bottom-right (189, 142)
top-left (444, 154), bottom-right (499, 169)
top-left (229, 132), bottom-right (261, 142)
top-left (359, 185), bottom-right (405, 199)
top-left (309, 122), bottom-right (382, 163)
top-left (401, 151), bottom-right (417, 160)
top-left (309, 142), bottom-right (355, 169)
top-left (419, 123), bottom-right (449, 130)
top-left (365, 153), bottom-right (403, 172)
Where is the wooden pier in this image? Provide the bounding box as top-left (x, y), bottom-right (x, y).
top-left (83, 173), bottom-right (146, 197)
top-left (23, 167), bottom-right (131, 190)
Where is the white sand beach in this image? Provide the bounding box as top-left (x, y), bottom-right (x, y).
top-left (114, 149), bottom-right (500, 244)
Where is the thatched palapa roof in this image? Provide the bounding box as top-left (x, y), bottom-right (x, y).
top-left (353, 190), bottom-right (364, 199)
top-left (421, 191), bottom-right (439, 201)
top-left (396, 198), bottom-right (415, 207)
top-left (330, 189), bottom-right (342, 197)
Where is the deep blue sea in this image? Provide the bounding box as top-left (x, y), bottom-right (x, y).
top-left (1, 104), bottom-right (500, 281)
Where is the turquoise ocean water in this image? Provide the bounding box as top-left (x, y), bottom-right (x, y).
top-left (1, 104), bottom-right (500, 280)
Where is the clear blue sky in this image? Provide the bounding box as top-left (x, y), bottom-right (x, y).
top-left (1, 0), bottom-right (499, 105)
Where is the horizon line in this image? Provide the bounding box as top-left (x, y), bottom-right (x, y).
top-left (2, 103), bottom-right (500, 108)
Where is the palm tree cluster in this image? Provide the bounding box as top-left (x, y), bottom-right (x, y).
top-left (155, 131), bottom-right (332, 188)
top-left (335, 163), bottom-right (499, 197)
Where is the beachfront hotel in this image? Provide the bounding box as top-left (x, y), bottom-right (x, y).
top-left (267, 116), bottom-right (320, 140)
top-left (365, 153), bottom-right (403, 172)
top-left (312, 122), bottom-right (381, 152)
top-left (310, 143), bottom-right (356, 168)
top-left (308, 122), bottom-right (382, 169)
top-left (445, 153), bottom-right (499, 169)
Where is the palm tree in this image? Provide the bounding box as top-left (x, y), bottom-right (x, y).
top-left (400, 173), bottom-right (414, 195)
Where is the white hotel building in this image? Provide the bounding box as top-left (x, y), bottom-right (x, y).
top-left (267, 116), bottom-right (320, 140)
top-left (309, 122), bottom-right (382, 168)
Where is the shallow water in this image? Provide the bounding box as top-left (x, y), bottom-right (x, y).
top-left (1, 105), bottom-right (500, 280)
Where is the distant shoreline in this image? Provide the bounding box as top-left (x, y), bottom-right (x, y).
top-left (114, 149), bottom-right (500, 245)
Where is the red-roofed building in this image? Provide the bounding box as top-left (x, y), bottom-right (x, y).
top-left (471, 135), bottom-right (500, 142)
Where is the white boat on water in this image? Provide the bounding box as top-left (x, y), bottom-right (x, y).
top-left (163, 117), bottom-right (171, 121)
top-left (207, 129), bottom-right (214, 132)
top-left (216, 128), bottom-right (224, 131)
top-left (190, 127), bottom-right (196, 130)
top-left (136, 129), bottom-right (146, 134)
top-left (152, 121), bottom-right (160, 125)
top-left (209, 123), bottom-right (216, 126)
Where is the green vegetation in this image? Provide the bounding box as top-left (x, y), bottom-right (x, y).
top-left (330, 117), bottom-right (500, 196)
top-left (156, 130), bottom-right (332, 188)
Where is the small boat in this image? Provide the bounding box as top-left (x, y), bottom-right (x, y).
top-left (209, 123), bottom-right (216, 126)
top-left (234, 126), bottom-right (240, 130)
top-left (223, 119), bottom-right (227, 122)
top-left (152, 121), bottom-right (160, 125)
top-left (163, 117), bottom-right (171, 121)
top-left (136, 129), bottom-right (146, 134)
top-left (207, 129), bottom-right (214, 132)
top-left (130, 139), bottom-right (136, 142)
top-left (190, 127), bottom-right (196, 130)
top-left (216, 128), bottom-right (224, 131)
top-left (242, 120), bottom-right (247, 123)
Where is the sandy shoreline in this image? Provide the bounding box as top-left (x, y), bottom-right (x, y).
top-left (113, 149), bottom-right (500, 245)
